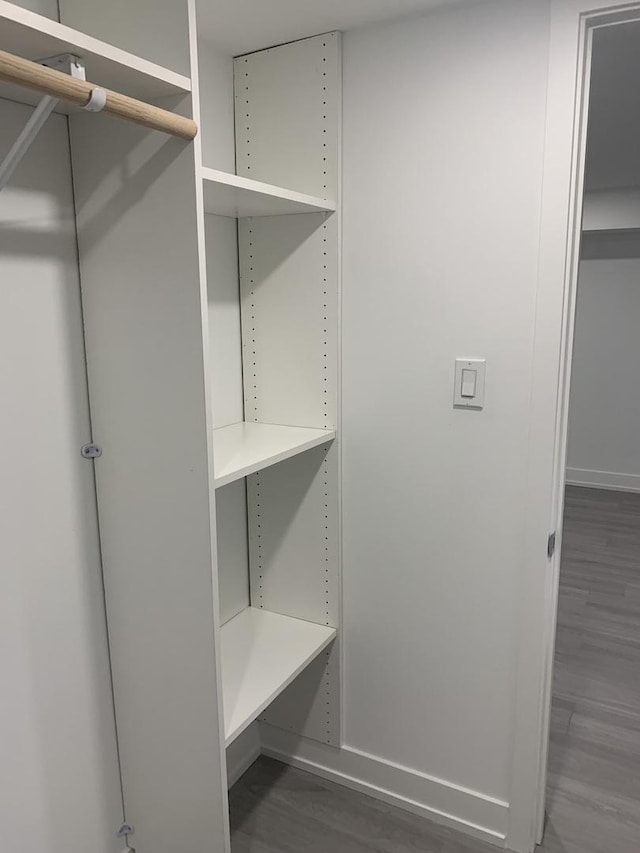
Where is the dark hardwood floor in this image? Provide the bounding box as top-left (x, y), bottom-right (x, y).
top-left (229, 486), bottom-right (640, 852)
top-left (543, 485), bottom-right (640, 853)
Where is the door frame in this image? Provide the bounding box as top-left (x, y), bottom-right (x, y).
top-left (507, 2), bottom-right (640, 851)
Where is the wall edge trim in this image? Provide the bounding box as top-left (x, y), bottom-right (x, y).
top-left (259, 725), bottom-right (508, 847)
top-left (566, 467), bottom-right (640, 493)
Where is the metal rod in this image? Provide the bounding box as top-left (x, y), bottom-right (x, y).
top-left (0, 94), bottom-right (58, 189)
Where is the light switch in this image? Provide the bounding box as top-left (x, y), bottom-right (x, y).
top-left (461, 368), bottom-right (476, 398)
top-left (454, 358), bottom-right (486, 409)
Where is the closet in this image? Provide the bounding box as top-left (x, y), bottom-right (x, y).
top-left (1, 2), bottom-right (340, 851)
top-left (570, 19), bottom-right (640, 489)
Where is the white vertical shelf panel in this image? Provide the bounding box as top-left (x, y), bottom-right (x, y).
top-left (205, 213), bottom-right (244, 430)
top-left (69, 102), bottom-right (228, 853)
top-left (216, 480), bottom-right (250, 625)
top-left (239, 212), bottom-right (339, 429)
top-left (186, 4), bottom-right (233, 844)
top-left (235, 32), bottom-right (342, 748)
top-left (204, 212), bottom-right (251, 629)
top-left (234, 33), bottom-right (340, 200)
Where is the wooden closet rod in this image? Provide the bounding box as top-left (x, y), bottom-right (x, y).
top-left (0, 48), bottom-right (197, 140)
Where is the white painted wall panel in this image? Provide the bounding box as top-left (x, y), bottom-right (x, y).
top-left (239, 212), bottom-right (338, 429)
top-left (217, 480), bottom-right (250, 624)
top-left (247, 444), bottom-right (339, 628)
top-left (567, 259), bottom-right (640, 492)
top-left (341, 0), bottom-right (550, 801)
top-left (58, 0), bottom-right (191, 76)
top-left (0, 101), bottom-right (122, 853)
top-left (206, 214), bottom-right (243, 430)
top-left (234, 32), bottom-right (339, 200)
top-left (8, 0), bottom-right (58, 18)
top-left (198, 39), bottom-right (236, 172)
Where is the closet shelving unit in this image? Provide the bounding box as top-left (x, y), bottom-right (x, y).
top-left (1, 2), bottom-right (341, 850)
top-left (204, 31), bottom-right (342, 768)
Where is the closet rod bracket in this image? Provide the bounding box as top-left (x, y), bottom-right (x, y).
top-left (39, 52), bottom-right (86, 80)
top-left (81, 443), bottom-right (103, 460)
top-left (116, 822), bottom-right (134, 838)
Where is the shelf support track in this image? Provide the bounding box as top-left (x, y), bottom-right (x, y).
top-left (0, 54), bottom-right (105, 191)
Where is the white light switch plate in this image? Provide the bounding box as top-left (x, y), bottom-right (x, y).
top-left (454, 358), bottom-right (486, 409)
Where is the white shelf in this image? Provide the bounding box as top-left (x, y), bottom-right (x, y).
top-left (0, 1), bottom-right (190, 110)
top-left (202, 167), bottom-right (335, 217)
top-left (213, 421), bottom-right (335, 488)
top-left (582, 187), bottom-right (640, 233)
top-left (221, 607), bottom-right (336, 745)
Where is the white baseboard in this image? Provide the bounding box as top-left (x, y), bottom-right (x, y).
top-left (260, 724), bottom-right (508, 847)
top-left (226, 723), bottom-right (261, 787)
top-left (566, 467), bottom-right (640, 493)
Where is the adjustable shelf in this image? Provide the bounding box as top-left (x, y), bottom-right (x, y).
top-left (202, 167), bottom-right (335, 217)
top-left (0, 1), bottom-right (190, 109)
top-left (582, 187), bottom-right (640, 232)
top-left (221, 607), bottom-right (336, 745)
top-left (213, 421), bottom-right (335, 488)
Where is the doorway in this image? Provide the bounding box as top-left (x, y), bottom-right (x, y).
top-left (542, 16), bottom-right (640, 853)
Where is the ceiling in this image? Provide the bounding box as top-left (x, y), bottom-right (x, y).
top-left (196, 0), bottom-right (468, 56)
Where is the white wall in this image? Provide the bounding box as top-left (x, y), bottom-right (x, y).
top-left (0, 101), bottom-right (123, 853)
top-left (567, 258), bottom-right (640, 492)
top-left (341, 0), bottom-right (549, 807)
top-left (197, 37), bottom-right (236, 173)
top-left (59, 0), bottom-right (191, 77)
top-left (9, 0), bottom-right (58, 17)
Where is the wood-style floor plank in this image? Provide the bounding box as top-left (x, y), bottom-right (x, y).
top-left (229, 486), bottom-right (640, 852)
top-left (544, 486), bottom-right (640, 853)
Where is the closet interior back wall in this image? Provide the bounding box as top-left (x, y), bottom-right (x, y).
top-left (9, 0), bottom-right (58, 18)
top-left (0, 97), bottom-right (123, 853)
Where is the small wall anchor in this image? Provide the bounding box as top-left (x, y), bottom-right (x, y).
top-left (117, 823), bottom-right (134, 838)
top-left (81, 443), bottom-right (102, 459)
